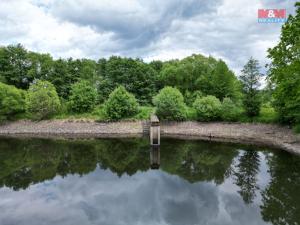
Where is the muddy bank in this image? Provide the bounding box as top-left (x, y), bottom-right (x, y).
top-left (162, 122), bottom-right (300, 155)
top-left (0, 120), bottom-right (299, 155)
top-left (0, 120), bottom-right (143, 138)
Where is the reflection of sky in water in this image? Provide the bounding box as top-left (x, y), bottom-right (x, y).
top-left (0, 165), bottom-right (269, 225)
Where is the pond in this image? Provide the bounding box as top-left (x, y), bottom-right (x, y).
top-left (0, 137), bottom-right (299, 225)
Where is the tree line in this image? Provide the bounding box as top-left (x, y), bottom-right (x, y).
top-left (0, 45), bottom-right (265, 122)
top-left (0, 2), bottom-right (299, 130)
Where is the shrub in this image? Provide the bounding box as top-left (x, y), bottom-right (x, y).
top-left (293, 124), bottom-right (300, 134)
top-left (193, 95), bottom-right (221, 121)
top-left (92, 105), bottom-right (107, 121)
top-left (134, 106), bottom-right (155, 120)
top-left (243, 95), bottom-right (261, 118)
top-left (253, 103), bottom-right (278, 123)
top-left (153, 87), bottom-right (187, 121)
top-left (220, 98), bottom-right (242, 122)
top-left (68, 80), bottom-right (98, 113)
top-left (104, 86), bottom-right (139, 120)
top-left (186, 106), bottom-right (197, 120)
top-left (0, 82), bottom-right (25, 120)
top-left (184, 90), bottom-right (203, 106)
top-left (26, 80), bottom-right (61, 120)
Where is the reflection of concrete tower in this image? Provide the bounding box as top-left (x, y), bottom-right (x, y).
top-left (149, 115), bottom-right (160, 169)
top-left (150, 146), bottom-right (160, 169)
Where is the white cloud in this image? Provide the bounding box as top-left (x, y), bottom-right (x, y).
top-left (0, 0), bottom-right (297, 74)
top-left (0, 168), bottom-right (267, 225)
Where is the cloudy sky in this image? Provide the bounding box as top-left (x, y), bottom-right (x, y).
top-left (0, 164), bottom-right (270, 225)
top-left (0, 0), bottom-right (297, 73)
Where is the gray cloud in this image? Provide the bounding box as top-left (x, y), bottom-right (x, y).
top-left (49, 0), bottom-right (222, 51)
top-left (0, 167), bottom-right (270, 225)
top-left (0, 0), bottom-right (297, 74)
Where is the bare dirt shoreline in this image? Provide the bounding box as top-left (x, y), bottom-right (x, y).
top-left (0, 120), bottom-right (299, 155)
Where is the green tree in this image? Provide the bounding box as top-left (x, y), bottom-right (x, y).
top-left (198, 60), bottom-right (240, 100)
top-left (26, 80), bottom-right (61, 120)
top-left (104, 86), bottom-right (139, 120)
top-left (46, 58), bottom-right (84, 99)
top-left (153, 87), bottom-right (187, 121)
top-left (68, 80), bottom-right (98, 113)
top-left (149, 60), bottom-right (163, 73)
top-left (184, 90), bottom-right (203, 106)
top-left (100, 56), bottom-right (157, 104)
top-left (193, 95), bottom-right (222, 121)
top-left (159, 55), bottom-right (209, 93)
top-left (221, 97), bottom-right (242, 122)
top-left (0, 82), bottom-right (25, 120)
top-left (240, 58), bottom-right (262, 117)
top-left (46, 59), bottom-right (71, 98)
top-left (267, 2), bottom-right (300, 124)
top-left (27, 52), bottom-right (54, 82)
top-left (0, 44), bottom-right (31, 89)
top-left (158, 55), bottom-right (241, 101)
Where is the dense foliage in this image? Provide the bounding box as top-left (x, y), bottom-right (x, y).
top-left (98, 56), bottom-right (157, 104)
top-left (68, 80), bottom-right (98, 113)
top-left (3, 3), bottom-right (300, 125)
top-left (267, 2), bottom-right (300, 125)
top-left (153, 87), bottom-right (187, 121)
top-left (220, 98), bottom-right (242, 122)
top-left (159, 55), bottom-right (241, 101)
top-left (0, 44), bottom-right (31, 89)
top-left (26, 80), bottom-right (61, 120)
top-left (240, 58), bottom-right (262, 117)
top-left (0, 82), bottom-right (25, 120)
top-left (104, 86), bottom-right (139, 120)
top-left (193, 95), bottom-right (222, 121)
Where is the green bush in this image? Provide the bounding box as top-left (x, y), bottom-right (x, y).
top-left (92, 105), bottom-right (107, 121)
top-left (293, 124), bottom-right (300, 134)
top-left (153, 87), bottom-right (187, 121)
top-left (193, 95), bottom-right (221, 121)
top-left (0, 82), bottom-right (25, 120)
top-left (186, 106), bottom-right (197, 120)
top-left (243, 95), bottom-right (261, 118)
top-left (26, 80), bottom-right (61, 120)
top-left (253, 104), bottom-right (278, 123)
top-left (134, 106), bottom-right (155, 120)
top-left (104, 86), bottom-right (139, 120)
top-left (184, 90), bottom-right (203, 106)
top-left (220, 98), bottom-right (242, 122)
top-left (68, 80), bottom-right (98, 113)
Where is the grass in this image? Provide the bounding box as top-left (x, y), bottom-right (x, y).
top-left (52, 105), bottom-right (155, 121)
top-left (53, 105), bottom-right (107, 120)
top-left (133, 106), bottom-right (155, 120)
top-left (253, 105), bottom-right (279, 123)
top-left (236, 105), bottom-right (278, 124)
top-left (186, 106), bottom-right (197, 120)
top-left (293, 124), bottom-right (300, 133)
top-left (1, 103), bottom-right (281, 125)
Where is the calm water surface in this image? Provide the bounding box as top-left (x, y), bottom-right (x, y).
top-left (0, 137), bottom-right (299, 225)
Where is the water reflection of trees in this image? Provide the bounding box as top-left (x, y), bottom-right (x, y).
top-left (0, 137), bottom-right (242, 190)
top-left (0, 137), bottom-right (149, 190)
top-left (2, 136), bottom-right (300, 225)
top-left (160, 139), bottom-right (238, 184)
top-left (260, 152), bottom-right (300, 225)
top-left (96, 139), bottom-right (149, 176)
top-left (233, 150), bottom-right (260, 204)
